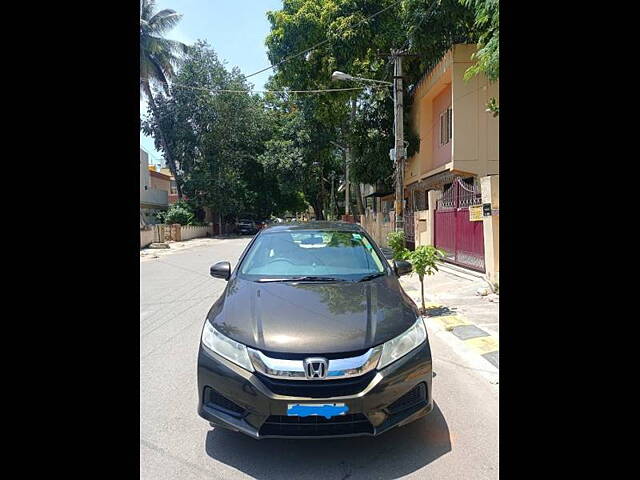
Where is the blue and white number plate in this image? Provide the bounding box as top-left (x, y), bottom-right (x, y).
top-left (287, 403), bottom-right (349, 419)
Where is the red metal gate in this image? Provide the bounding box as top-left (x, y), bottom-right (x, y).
top-left (434, 178), bottom-right (485, 272)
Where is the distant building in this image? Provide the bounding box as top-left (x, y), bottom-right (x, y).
top-left (160, 167), bottom-right (179, 204)
top-left (140, 148), bottom-right (169, 224)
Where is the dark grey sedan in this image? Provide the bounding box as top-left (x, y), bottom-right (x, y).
top-left (197, 221), bottom-right (433, 438)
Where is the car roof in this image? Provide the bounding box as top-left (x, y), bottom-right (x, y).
top-left (260, 221), bottom-right (365, 233)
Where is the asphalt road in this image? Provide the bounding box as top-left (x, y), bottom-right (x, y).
top-left (140, 237), bottom-right (498, 479)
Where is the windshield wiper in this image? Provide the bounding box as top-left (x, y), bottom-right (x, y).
top-left (256, 276), bottom-right (347, 283)
top-left (357, 272), bottom-right (386, 282)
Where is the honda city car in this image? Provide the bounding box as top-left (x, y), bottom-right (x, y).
top-left (197, 221), bottom-right (433, 438)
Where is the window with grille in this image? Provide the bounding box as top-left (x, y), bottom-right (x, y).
top-left (440, 107), bottom-right (452, 146)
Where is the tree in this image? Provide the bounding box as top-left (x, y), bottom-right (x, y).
top-left (259, 84), bottom-right (342, 220)
top-left (407, 245), bottom-right (445, 312)
top-left (140, 0), bottom-right (188, 197)
top-left (264, 1), bottom-right (401, 210)
top-left (142, 41), bottom-right (298, 223)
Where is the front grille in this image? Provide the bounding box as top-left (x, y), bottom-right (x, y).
top-left (259, 413), bottom-right (373, 437)
top-left (386, 383), bottom-right (427, 415)
top-left (203, 387), bottom-right (246, 417)
top-left (255, 370), bottom-right (376, 398)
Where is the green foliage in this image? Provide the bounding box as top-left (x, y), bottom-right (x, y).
top-left (408, 245), bottom-right (445, 280)
top-left (460, 0), bottom-right (499, 81)
top-left (142, 41), bottom-right (298, 219)
top-left (264, 0), bottom-right (403, 193)
top-left (258, 83), bottom-right (340, 219)
top-left (163, 200), bottom-right (195, 225)
top-left (407, 245), bottom-right (445, 311)
top-left (139, 0), bottom-right (188, 97)
top-left (387, 230), bottom-right (409, 260)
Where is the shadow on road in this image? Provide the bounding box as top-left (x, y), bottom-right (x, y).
top-left (204, 402), bottom-right (451, 479)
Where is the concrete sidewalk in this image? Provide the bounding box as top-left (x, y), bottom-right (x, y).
top-left (400, 267), bottom-right (499, 369)
top-left (140, 235), bottom-right (252, 262)
top-left (400, 268), bottom-right (499, 338)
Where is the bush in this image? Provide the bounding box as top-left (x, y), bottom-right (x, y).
top-left (163, 201), bottom-right (195, 225)
top-left (155, 210), bottom-right (166, 224)
top-left (387, 230), bottom-right (409, 260)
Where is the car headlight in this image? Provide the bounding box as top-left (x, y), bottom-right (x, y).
top-left (378, 317), bottom-right (427, 369)
top-left (201, 321), bottom-right (254, 372)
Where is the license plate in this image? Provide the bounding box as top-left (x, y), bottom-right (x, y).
top-left (287, 403), bottom-right (349, 419)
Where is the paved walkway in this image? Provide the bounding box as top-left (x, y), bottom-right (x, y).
top-left (400, 267), bottom-right (499, 369)
top-left (401, 268), bottom-right (499, 337)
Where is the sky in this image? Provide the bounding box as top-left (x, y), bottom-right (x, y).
top-left (141, 0), bottom-right (283, 165)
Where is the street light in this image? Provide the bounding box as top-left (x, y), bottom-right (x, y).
top-left (331, 71), bottom-right (392, 85)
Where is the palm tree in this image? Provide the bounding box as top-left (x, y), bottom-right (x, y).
top-left (140, 0), bottom-right (188, 198)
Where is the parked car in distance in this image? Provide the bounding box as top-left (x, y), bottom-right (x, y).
top-left (235, 219), bottom-right (258, 235)
top-left (197, 221), bottom-right (433, 439)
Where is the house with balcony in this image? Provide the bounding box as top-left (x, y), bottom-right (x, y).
top-left (140, 148), bottom-right (169, 225)
top-left (404, 43), bottom-right (498, 209)
top-left (404, 44), bottom-right (499, 278)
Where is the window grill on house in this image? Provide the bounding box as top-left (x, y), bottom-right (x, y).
top-left (440, 107), bottom-right (452, 146)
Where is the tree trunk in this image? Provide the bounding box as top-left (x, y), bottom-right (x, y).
top-left (420, 274), bottom-right (425, 313)
top-left (312, 197), bottom-right (324, 220)
top-left (354, 182), bottom-right (365, 215)
top-left (142, 82), bottom-right (183, 199)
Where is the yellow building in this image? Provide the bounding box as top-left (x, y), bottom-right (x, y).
top-left (404, 43), bottom-right (499, 209)
top-left (401, 44), bottom-right (499, 278)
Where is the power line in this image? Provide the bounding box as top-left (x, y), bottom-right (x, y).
top-left (169, 82), bottom-right (386, 94)
top-left (243, 0), bottom-right (405, 79)
top-left (141, 78), bottom-right (387, 95)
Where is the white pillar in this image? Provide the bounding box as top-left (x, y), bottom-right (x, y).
top-left (425, 190), bottom-right (442, 246)
top-left (480, 175), bottom-right (499, 285)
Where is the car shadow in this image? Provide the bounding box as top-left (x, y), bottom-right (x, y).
top-left (204, 402), bottom-right (451, 479)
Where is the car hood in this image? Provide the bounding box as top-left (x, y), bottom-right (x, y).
top-left (208, 276), bottom-right (419, 354)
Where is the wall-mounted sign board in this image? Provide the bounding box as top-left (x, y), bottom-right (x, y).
top-left (469, 205), bottom-right (483, 221)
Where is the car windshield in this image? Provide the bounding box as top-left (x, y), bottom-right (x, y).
top-left (239, 230), bottom-right (386, 281)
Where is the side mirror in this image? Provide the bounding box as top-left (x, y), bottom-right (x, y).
top-left (210, 261), bottom-right (231, 281)
top-left (394, 260), bottom-right (412, 277)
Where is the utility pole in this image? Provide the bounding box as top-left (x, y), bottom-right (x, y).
top-left (393, 50), bottom-right (405, 232)
top-left (344, 97), bottom-right (359, 219)
top-left (330, 171), bottom-right (336, 220)
top-left (344, 146), bottom-right (351, 217)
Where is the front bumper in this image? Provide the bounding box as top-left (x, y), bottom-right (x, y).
top-left (197, 341), bottom-right (433, 439)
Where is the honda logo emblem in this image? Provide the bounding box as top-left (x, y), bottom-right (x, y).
top-left (303, 357), bottom-right (328, 379)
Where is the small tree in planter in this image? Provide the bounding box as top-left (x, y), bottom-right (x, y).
top-left (408, 245), bottom-right (446, 313)
top-left (387, 230), bottom-right (409, 260)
